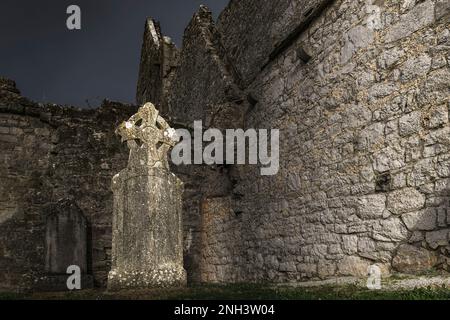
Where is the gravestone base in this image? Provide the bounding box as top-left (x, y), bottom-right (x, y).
top-left (107, 264), bottom-right (186, 291)
top-left (35, 274), bottom-right (94, 292)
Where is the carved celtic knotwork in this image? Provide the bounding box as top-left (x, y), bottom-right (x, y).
top-left (116, 102), bottom-right (179, 169)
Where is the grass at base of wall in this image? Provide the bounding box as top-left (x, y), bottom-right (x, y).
top-left (1, 283), bottom-right (450, 300)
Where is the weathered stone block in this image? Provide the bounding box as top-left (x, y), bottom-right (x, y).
top-left (337, 256), bottom-right (370, 277)
top-left (317, 260), bottom-right (336, 279)
top-left (0, 207), bottom-right (18, 225)
top-left (377, 47), bottom-right (405, 69)
top-left (387, 188), bottom-right (425, 214)
top-left (402, 209), bottom-right (437, 231)
top-left (368, 83), bottom-right (398, 101)
top-left (0, 135), bottom-right (18, 143)
top-left (437, 208), bottom-right (447, 227)
top-left (373, 146), bottom-right (405, 172)
top-left (355, 122), bottom-right (384, 151)
top-left (279, 262), bottom-right (297, 273)
top-left (435, 0), bottom-right (450, 21)
top-left (392, 244), bottom-right (438, 273)
top-left (399, 111), bottom-right (421, 136)
top-left (409, 231), bottom-right (425, 242)
top-left (385, 0), bottom-right (435, 42)
top-left (0, 126), bottom-right (9, 134)
top-left (342, 235), bottom-right (358, 254)
top-left (400, 54), bottom-right (431, 82)
top-left (341, 25), bottom-right (374, 64)
top-left (426, 229), bottom-right (449, 249)
top-left (372, 217), bottom-right (409, 241)
top-left (435, 178), bottom-right (450, 194)
top-left (425, 104), bottom-right (449, 129)
top-left (356, 194), bottom-right (386, 219)
top-left (296, 263), bottom-right (317, 277)
top-left (357, 237), bottom-right (377, 256)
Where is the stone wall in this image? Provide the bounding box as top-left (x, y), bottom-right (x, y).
top-left (136, 19), bottom-right (180, 115)
top-left (234, 0), bottom-right (449, 281)
top-left (141, 0), bottom-right (450, 283)
top-left (216, 0), bottom-right (332, 86)
top-left (243, 1), bottom-right (450, 281)
top-left (0, 78), bottom-right (136, 291)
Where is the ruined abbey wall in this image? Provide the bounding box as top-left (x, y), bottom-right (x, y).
top-left (0, 79), bottom-right (136, 290)
top-left (232, 0), bottom-right (450, 282)
top-left (139, 0), bottom-right (450, 283)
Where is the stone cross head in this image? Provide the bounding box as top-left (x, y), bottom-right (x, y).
top-left (116, 102), bottom-right (179, 169)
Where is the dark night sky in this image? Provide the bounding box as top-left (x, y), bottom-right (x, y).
top-left (0, 0), bottom-right (229, 107)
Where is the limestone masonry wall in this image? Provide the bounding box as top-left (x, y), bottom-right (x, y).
top-left (234, 0), bottom-right (450, 282)
top-left (139, 0), bottom-right (450, 283)
top-left (0, 79), bottom-right (136, 290)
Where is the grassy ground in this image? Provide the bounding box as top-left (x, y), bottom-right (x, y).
top-left (1, 283), bottom-right (450, 300)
